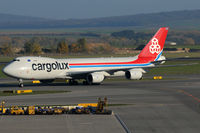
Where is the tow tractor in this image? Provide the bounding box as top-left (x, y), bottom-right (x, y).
top-left (71, 97), bottom-right (112, 115)
top-left (10, 106), bottom-right (25, 115)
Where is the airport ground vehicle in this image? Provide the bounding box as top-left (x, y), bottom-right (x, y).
top-left (11, 106), bottom-right (25, 115)
top-left (53, 107), bottom-right (66, 114)
top-left (26, 106), bottom-right (35, 115)
top-left (35, 106), bottom-right (54, 115)
top-left (69, 106), bottom-right (90, 114)
top-left (0, 97), bottom-right (112, 115)
top-left (69, 97), bottom-right (112, 114)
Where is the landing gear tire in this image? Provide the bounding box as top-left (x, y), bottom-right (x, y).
top-left (83, 81), bottom-right (87, 85)
top-left (19, 83), bottom-right (24, 87)
top-left (83, 80), bottom-right (92, 85)
top-left (18, 79), bottom-right (23, 87)
top-left (69, 80), bottom-right (78, 85)
top-left (83, 81), bottom-right (90, 85)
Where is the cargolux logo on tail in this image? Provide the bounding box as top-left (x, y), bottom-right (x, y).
top-left (149, 38), bottom-right (161, 54)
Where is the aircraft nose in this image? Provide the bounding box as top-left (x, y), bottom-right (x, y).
top-left (3, 65), bottom-right (14, 77)
top-left (3, 66), bottom-right (9, 75)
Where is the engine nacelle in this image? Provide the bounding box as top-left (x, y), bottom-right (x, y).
top-left (125, 70), bottom-right (143, 80)
top-left (157, 55), bottom-right (166, 64)
top-left (87, 73), bottom-right (104, 84)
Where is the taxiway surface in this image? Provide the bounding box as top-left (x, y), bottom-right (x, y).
top-left (0, 75), bottom-right (200, 133)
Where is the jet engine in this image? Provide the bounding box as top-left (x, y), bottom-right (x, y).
top-left (86, 73), bottom-right (104, 84)
top-left (125, 69), bottom-right (143, 80)
top-left (157, 55), bottom-right (166, 64)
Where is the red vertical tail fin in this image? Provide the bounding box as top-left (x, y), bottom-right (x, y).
top-left (138, 27), bottom-right (168, 62)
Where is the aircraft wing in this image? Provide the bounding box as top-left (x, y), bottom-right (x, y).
top-left (65, 67), bottom-right (145, 78)
top-left (65, 62), bottom-right (198, 78)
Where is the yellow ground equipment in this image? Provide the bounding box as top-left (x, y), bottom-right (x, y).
top-left (69, 106), bottom-right (90, 114)
top-left (3, 90), bottom-right (33, 94)
top-left (153, 76), bottom-right (163, 80)
top-left (16, 90), bottom-right (33, 94)
top-left (54, 107), bottom-right (64, 114)
top-left (0, 101), bottom-right (6, 114)
top-left (75, 107), bottom-right (83, 114)
top-left (11, 106), bottom-right (25, 115)
top-left (77, 103), bottom-right (98, 107)
top-left (35, 106), bottom-right (54, 115)
top-left (32, 80), bottom-right (40, 84)
top-left (27, 106), bottom-right (35, 115)
top-left (0, 97), bottom-right (112, 115)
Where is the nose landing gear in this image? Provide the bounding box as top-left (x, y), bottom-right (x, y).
top-left (18, 79), bottom-right (23, 87)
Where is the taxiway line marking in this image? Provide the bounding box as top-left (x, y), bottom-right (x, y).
top-left (178, 90), bottom-right (200, 103)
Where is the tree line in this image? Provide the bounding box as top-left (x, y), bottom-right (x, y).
top-left (0, 38), bottom-right (113, 56)
top-left (1, 29), bottom-right (200, 56)
top-left (110, 30), bottom-right (200, 46)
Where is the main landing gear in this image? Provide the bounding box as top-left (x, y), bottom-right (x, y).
top-left (68, 79), bottom-right (78, 85)
top-left (18, 79), bottom-right (23, 87)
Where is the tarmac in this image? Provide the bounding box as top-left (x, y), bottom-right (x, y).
top-left (0, 115), bottom-right (125, 133)
top-left (0, 75), bottom-right (200, 133)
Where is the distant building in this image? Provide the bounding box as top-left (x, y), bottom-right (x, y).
top-left (165, 41), bottom-right (177, 46)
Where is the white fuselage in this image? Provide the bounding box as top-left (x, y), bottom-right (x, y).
top-left (3, 56), bottom-right (154, 80)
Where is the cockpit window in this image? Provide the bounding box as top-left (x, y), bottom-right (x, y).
top-left (13, 59), bottom-right (20, 61)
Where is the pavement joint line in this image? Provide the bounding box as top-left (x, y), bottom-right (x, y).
top-left (114, 113), bottom-right (131, 133)
top-left (65, 114), bottom-right (71, 133)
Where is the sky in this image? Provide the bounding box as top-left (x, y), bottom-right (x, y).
top-left (0, 0), bottom-right (200, 20)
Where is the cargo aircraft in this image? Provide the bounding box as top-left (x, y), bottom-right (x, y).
top-left (3, 27), bottom-right (168, 87)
